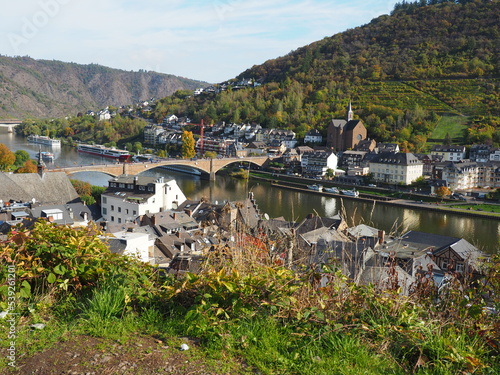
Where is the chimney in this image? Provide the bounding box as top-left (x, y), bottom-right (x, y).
top-left (173, 213), bottom-right (177, 220)
top-left (151, 215), bottom-right (156, 225)
top-left (185, 209), bottom-right (192, 217)
top-left (378, 230), bottom-right (385, 245)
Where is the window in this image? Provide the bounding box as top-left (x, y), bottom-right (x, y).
top-left (119, 183), bottom-right (125, 188)
top-left (133, 211), bottom-right (137, 216)
top-left (102, 197), bottom-right (107, 204)
top-left (111, 216), bottom-right (114, 222)
top-left (441, 259), bottom-right (448, 270)
top-left (139, 186), bottom-right (145, 191)
top-left (118, 218), bottom-right (122, 223)
top-left (118, 207), bottom-right (121, 213)
top-left (126, 209), bottom-right (129, 214)
top-left (111, 205), bottom-right (114, 211)
top-left (103, 207), bottom-right (107, 215)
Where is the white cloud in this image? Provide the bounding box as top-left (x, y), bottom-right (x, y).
top-left (0, 0), bottom-right (399, 82)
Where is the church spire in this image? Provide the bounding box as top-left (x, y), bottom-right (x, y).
top-left (37, 146), bottom-right (46, 178)
top-left (346, 101), bottom-right (353, 121)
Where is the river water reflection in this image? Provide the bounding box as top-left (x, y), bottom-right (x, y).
top-left (1, 129), bottom-right (499, 253)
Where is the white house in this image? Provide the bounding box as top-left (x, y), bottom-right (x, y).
top-left (101, 175), bottom-right (186, 224)
top-left (430, 145), bottom-right (466, 162)
top-left (107, 230), bottom-right (154, 264)
top-left (302, 151), bottom-right (338, 176)
top-left (369, 152), bottom-right (423, 185)
top-left (304, 129), bottom-right (323, 144)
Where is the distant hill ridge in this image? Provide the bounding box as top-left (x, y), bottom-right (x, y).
top-left (237, 0), bottom-right (499, 83)
top-left (0, 56), bottom-right (207, 119)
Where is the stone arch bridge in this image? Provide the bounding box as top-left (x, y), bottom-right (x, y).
top-left (50, 156), bottom-right (270, 181)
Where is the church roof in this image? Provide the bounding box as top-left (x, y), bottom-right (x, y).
top-left (0, 172), bottom-right (80, 205)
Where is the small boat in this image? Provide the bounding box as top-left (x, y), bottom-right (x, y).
top-left (341, 189), bottom-right (359, 197)
top-left (307, 184), bottom-right (323, 192)
top-left (37, 151), bottom-right (55, 161)
top-left (324, 187), bottom-right (339, 194)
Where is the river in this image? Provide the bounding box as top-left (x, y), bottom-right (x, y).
top-left (1, 128), bottom-right (499, 253)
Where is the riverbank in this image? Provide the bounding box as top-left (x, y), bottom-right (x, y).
top-left (250, 173), bottom-right (500, 221)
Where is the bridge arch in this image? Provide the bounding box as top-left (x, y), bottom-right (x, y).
top-left (52, 156), bottom-right (269, 181)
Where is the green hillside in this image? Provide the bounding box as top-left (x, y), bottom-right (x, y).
top-left (150, 1), bottom-right (500, 150)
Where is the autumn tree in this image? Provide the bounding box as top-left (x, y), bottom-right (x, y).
top-left (0, 143), bottom-right (16, 171)
top-left (70, 179), bottom-right (92, 196)
top-left (15, 160), bottom-right (37, 173)
top-left (181, 131), bottom-right (196, 159)
top-left (436, 186), bottom-right (451, 199)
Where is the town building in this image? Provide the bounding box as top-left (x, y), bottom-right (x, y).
top-left (441, 161), bottom-right (500, 191)
top-left (369, 152), bottom-right (423, 185)
top-left (304, 129), bottom-right (323, 144)
top-left (430, 145), bottom-right (466, 162)
top-left (326, 102), bottom-right (367, 151)
top-left (469, 144), bottom-right (498, 162)
top-left (301, 150), bottom-right (338, 176)
top-left (143, 124), bottom-right (166, 146)
top-left (101, 175), bottom-right (186, 224)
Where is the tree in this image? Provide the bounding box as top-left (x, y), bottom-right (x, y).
top-left (444, 132), bottom-right (452, 145)
top-left (70, 179), bottom-right (92, 196)
top-left (15, 160), bottom-right (37, 173)
top-left (14, 150), bottom-right (30, 167)
top-left (0, 143), bottom-right (16, 171)
top-left (436, 186), bottom-right (451, 199)
top-left (203, 151), bottom-right (217, 159)
top-left (181, 131), bottom-right (196, 159)
top-left (133, 142), bottom-right (143, 154)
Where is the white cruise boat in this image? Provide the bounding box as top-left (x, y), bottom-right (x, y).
top-left (27, 134), bottom-right (61, 146)
top-left (77, 144), bottom-right (131, 161)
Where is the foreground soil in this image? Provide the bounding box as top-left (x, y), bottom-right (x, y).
top-left (2, 335), bottom-right (248, 375)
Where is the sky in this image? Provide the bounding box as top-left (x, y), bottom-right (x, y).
top-left (1, 0), bottom-right (399, 83)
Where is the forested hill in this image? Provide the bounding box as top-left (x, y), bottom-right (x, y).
top-left (238, 0), bottom-right (499, 83)
top-left (151, 0), bottom-right (498, 151)
top-left (0, 56), bottom-right (207, 119)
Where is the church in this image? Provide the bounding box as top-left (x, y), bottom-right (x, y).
top-left (326, 102), bottom-right (367, 151)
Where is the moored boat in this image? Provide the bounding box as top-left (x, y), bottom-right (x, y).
top-left (324, 187), bottom-right (339, 194)
top-left (77, 144), bottom-right (130, 161)
top-left (307, 184), bottom-right (323, 192)
top-left (341, 189), bottom-right (359, 197)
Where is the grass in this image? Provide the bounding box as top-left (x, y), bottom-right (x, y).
top-left (1, 221), bottom-right (499, 374)
top-left (446, 203), bottom-right (500, 213)
top-left (430, 115), bottom-right (469, 142)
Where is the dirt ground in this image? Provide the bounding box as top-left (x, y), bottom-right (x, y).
top-left (2, 335), bottom-right (247, 375)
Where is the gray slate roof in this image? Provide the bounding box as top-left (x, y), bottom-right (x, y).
top-left (0, 172), bottom-right (80, 205)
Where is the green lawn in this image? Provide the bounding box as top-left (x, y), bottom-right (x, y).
top-left (431, 115), bottom-right (469, 142)
top-left (447, 203), bottom-right (500, 213)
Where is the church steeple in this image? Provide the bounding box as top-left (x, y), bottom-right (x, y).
top-left (37, 147), bottom-right (46, 178)
top-left (346, 101), bottom-right (353, 121)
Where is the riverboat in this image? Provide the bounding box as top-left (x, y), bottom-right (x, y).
top-left (76, 144), bottom-right (130, 161)
top-left (341, 189), bottom-right (359, 197)
top-left (307, 184), bottom-right (323, 192)
top-left (161, 165), bottom-right (202, 176)
top-left (36, 151), bottom-right (55, 161)
top-left (324, 187), bottom-right (339, 194)
top-left (27, 134), bottom-right (61, 146)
